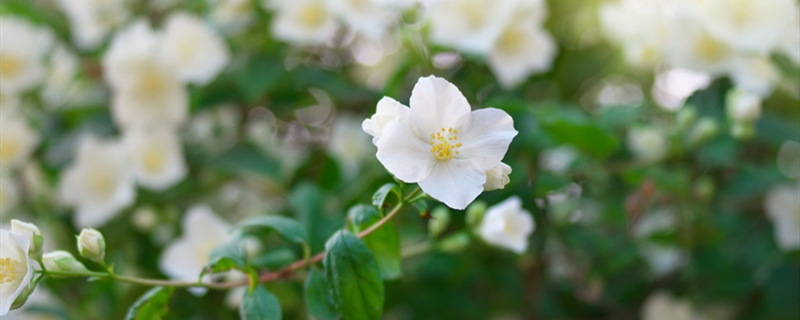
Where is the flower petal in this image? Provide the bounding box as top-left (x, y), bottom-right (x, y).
top-left (457, 108), bottom-right (518, 170)
top-left (376, 118), bottom-right (436, 183)
top-left (409, 76), bottom-right (471, 138)
top-left (418, 159), bottom-right (486, 210)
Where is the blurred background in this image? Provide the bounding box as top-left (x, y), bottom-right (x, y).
top-left (0, 0), bottom-right (798, 319)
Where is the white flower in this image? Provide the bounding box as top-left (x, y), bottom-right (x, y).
top-left (372, 76), bottom-right (518, 209)
top-left (642, 291), bottom-right (697, 320)
top-left (208, 0), bottom-right (256, 34)
top-left (41, 45), bottom-right (104, 110)
top-left (161, 12), bottom-right (230, 85)
top-left (9, 221), bottom-right (41, 260)
top-left (362, 96), bottom-right (409, 145)
top-left (267, 0), bottom-right (339, 45)
top-left (699, 0), bottom-right (796, 53)
top-left (598, 0), bottom-right (674, 67)
top-left (102, 21), bottom-right (187, 130)
top-left (0, 17), bottom-right (50, 95)
top-left (664, 20), bottom-right (736, 76)
top-left (159, 205), bottom-right (232, 295)
top-left (483, 162), bottom-right (511, 191)
top-left (777, 140), bottom-right (800, 179)
top-left (77, 228), bottom-right (106, 264)
top-left (58, 135), bottom-right (136, 228)
top-left (0, 178), bottom-right (19, 216)
top-left (478, 196), bottom-right (534, 254)
top-left (627, 127), bottom-right (668, 163)
top-left (633, 208), bottom-right (687, 276)
top-left (764, 183), bottom-right (800, 251)
top-left (42, 251), bottom-right (89, 273)
top-left (0, 110), bottom-right (39, 172)
top-left (426, 0), bottom-right (520, 54)
top-left (0, 229), bottom-right (33, 316)
top-left (725, 89), bottom-right (762, 123)
top-left (729, 56), bottom-right (780, 98)
top-left (538, 146), bottom-right (578, 174)
top-left (487, 6), bottom-right (556, 89)
top-left (327, 115), bottom-right (375, 178)
top-left (778, 9), bottom-right (800, 66)
top-left (326, 0), bottom-right (399, 39)
top-left (124, 128), bottom-right (187, 191)
top-left (56, 0), bottom-right (129, 49)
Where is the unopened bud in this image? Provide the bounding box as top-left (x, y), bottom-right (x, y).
top-left (11, 220), bottom-right (43, 261)
top-left (686, 117), bottom-right (719, 147)
top-left (428, 206), bottom-right (451, 238)
top-left (466, 201), bottom-right (488, 228)
top-left (77, 228), bottom-right (106, 265)
top-left (437, 233), bottom-right (470, 253)
top-left (726, 89), bottom-right (761, 123)
top-left (43, 251), bottom-right (89, 275)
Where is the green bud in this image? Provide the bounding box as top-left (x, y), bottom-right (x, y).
top-left (437, 233), bottom-right (470, 253)
top-left (77, 228), bottom-right (106, 265)
top-left (10, 283), bottom-right (35, 311)
top-left (428, 206), bottom-right (451, 238)
top-left (686, 117), bottom-right (719, 147)
top-left (43, 250), bottom-right (89, 275)
top-left (465, 201), bottom-right (487, 228)
top-left (10, 220), bottom-right (43, 261)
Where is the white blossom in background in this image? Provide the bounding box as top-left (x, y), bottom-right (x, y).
top-left (778, 9), bottom-right (800, 66)
top-left (362, 96), bottom-right (409, 145)
top-left (266, 0), bottom-right (339, 45)
top-left (777, 141), bottom-right (800, 179)
top-left (598, 0), bottom-right (674, 67)
top-left (370, 76), bottom-right (518, 209)
top-left (159, 205), bottom-right (232, 295)
top-left (0, 229), bottom-right (33, 316)
top-left (641, 291), bottom-right (698, 320)
top-left (0, 178), bottom-right (19, 217)
top-left (0, 17), bottom-right (50, 95)
top-left (633, 208), bottom-right (687, 276)
top-left (478, 196), bottom-right (534, 254)
top-left (728, 57), bottom-right (780, 98)
top-left (327, 115), bottom-right (375, 178)
top-left (764, 183), bottom-right (800, 251)
top-left (539, 146), bottom-right (578, 174)
top-left (124, 129), bottom-right (187, 191)
top-left (102, 21), bottom-right (187, 129)
top-left (0, 111), bottom-right (39, 172)
top-left (725, 89), bottom-right (762, 123)
top-left (426, 0), bottom-right (520, 54)
top-left (58, 135), bottom-right (135, 228)
top-left (208, 0), bottom-right (256, 34)
top-left (161, 13), bottom-right (230, 85)
top-left (56, 0), bottom-right (129, 50)
top-left (664, 20), bottom-right (736, 76)
top-left (627, 127), bottom-right (668, 163)
top-left (487, 12), bottom-right (557, 89)
top-left (651, 68), bottom-right (711, 111)
top-left (327, 0), bottom-right (399, 39)
top-left (698, 0), bottom-right (796, 54)
top-left (483, 162), bottom-right (512, 191)
top-left (41, 45), bottom-right (104, 109)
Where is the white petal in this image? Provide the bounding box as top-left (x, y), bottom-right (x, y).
top-left (418, 159), bottom-right (486, 210)
top-left (457, 108), bottom-right (517, 170)
top-left (408, 76), bottom-right (471, 138)
top-left (159, 238), bottom-right (205, 282)
top-left (375, 118), bottom-right (436, 183)
top-left (184, 205), bottom-right (232, 237)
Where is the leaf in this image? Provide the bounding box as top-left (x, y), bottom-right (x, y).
top-left (305, 268), bottom-right (338, 320)
top-left (540, 117), bottom-right (618, 158)
top-left (323, 231), bottom-right (385, 320)
top-left (347, 205), bottom-right (402, 279)
top-left (125, 287), bottom-right (175, 320)
top-left (205, 233), bottom-right (248, 275)
top-left (372, 183), bottom-right (401, 211)
top-left (290, 183), bottom-right (342, 253)
top-left (207, 143), bottom-right (281, 179)
top-left (238, 215), bottom-right (309, 245)
top-left (235, 54), bottom-right (284, 103)
top-left (240, 285), bottom-right (282, 320)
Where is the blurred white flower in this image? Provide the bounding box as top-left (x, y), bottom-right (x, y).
top-left (10, 220), bottom-right (42, 260)
top-left (208, 0), bottom-right (256, 34)
top-left (598, 0), bottom-right (674, 67)
top-left (642, 291), bottom-right (698, 320)
top-left (161, 12), bottom-right (230, 85)
top-left (699, 0), bottom-right (796, 54)
top-left (103, 21), bottom-right (187, 129)
top-left (627, 127), bottom-right (668, 163)
top-left (0, 229), bottom-right (33, 316)
top-left (725, 89), bottom-right (761, 123)
top-left (426, 0), bottom-right (519, 54)
top-left (483, 162), bottom-right (512, 191)
top-left (478, 196), bottom-right (534, 254)
top-left (538, 146), bottom-right (579, 174)
top-left (327, 115), bottom-right (375, 178)
top-left (777, 141), bottom-right (800, 179)
top-left (124, 128), bottom-right (187, 191)
top-left (633, 208), bottom-right (687, 276)
top-left (57, 0), bottom-right (129, 50)
top-left (267, 0), bottom-right (339, 45)
top-left (1, 288), bottom-right (62, 320)
top-left (0, 178), bottom-right (19, 216)
top-left (487, 13), bottom-right (557, 89)
top-left (159, 205), bottom-right (232, 295)
top-left (664, 20), bottom-right (736, 76)
top-left (652, 69), bottom-right (711, 111)
top-left (362, 96), bottom-right (409, 145)
top-left (59, 135), bottom-right (136, 228)
top-left (76, 228), bottom-right (106, 264)
top-left (41, 45), bottom-right (104, 109)
top-left (778, 9), bottom-right (800, 66)
top-left (764, 183), bottom-right (800, 251)
top-left (728, 56), bottom-right (780, 98)
top-left (327, 0), bottom-right (399, 39)
top-left (0, 17), bottom-right (50, 95)
top-left (0, 111), bottom-right (39, 172)
top-left (372, 76), bottom-right (518, 210)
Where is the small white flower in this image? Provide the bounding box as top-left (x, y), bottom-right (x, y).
top-left (0, 17), bottom-right (50, 95)
top-left (77, 228), bottom-right (106, 264)
top-left (361, 96), bottom-right (409, 145)
top-left (208, 0), bottom-right (256, 34)
top-left (764, 183), bottom-right (800, 251)
top-left (43, 250), bottom-right (89, 273)
top-left (371, 76), bottom-right (518, 209)
top-left (641, 291), bottom-right (697, 320)
top-left (725, 89), bottom-right (762, 123)
top-left (267, 0), bottom-right (339, 45)
top-left (426, 0), bottom-right (520, 54)
top-left (627, 127), bottom-right (668, 163)
top-left (478, 196), bottom-right (534, 254)
top-left (0, 229), bottom-right (33, 316)
top-left (124, 128), bottom-right (187, 191)
top-left (0, 177), bottom-right (19, 216)
top-left (483, 162), bottom-right (511, 191)
top-left (538, 146), bottom-right (578, 174)
top-left (664, 20), bottom-right (736, 76)
top-left (159, 205), bottom-right (232, 295)
top-left (161, 12), bottom-right (230, 85)
top-left (327, 115), bottom-right (375, 178)
top-left (56, 0), bottom-right (129, 49)
top-left (41, 45), bottom-right (104, 109)
top-left (778, 9), bottom-right (800, 66)
top-left (102, 21), bottom-right (188, 130)
top-left (10, 220), bottom-right (42, 260)
top-left (633, 208), bottom-right (686, 276)
top-left (729, 56), bottom-right (780, 98)
top-left (326, 0), bottom-right (399, 39)
top-left (0, 110), bottom-right (39, 172)
top-left (487, 7), bottom-right (557, 89)
top-left (699, 0), bottom-right (796, 54)
top-left (58, 135), bottom-right (136, 228)
top-left (598, 0), bottom-right (673, 67)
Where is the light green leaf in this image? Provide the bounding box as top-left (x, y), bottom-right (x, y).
top-left (347, 205), bottom-right (402, 279)
top-left (238, 215), bottom-right (309, 245)
top-left (323, 231), bottom-right (385, 320)
top-left (372, 183), bottom-right (401, 211)
top-left (125, 286), bottom-right (175, 320)
top-left (240, 285), bottom-right (282, 320)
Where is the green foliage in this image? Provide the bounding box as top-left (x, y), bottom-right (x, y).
top-left (240, 285), bottom-right (282, 320)
top-left (347, 205), bottom-right (402, 280)
top-left (125, 287), bottom-right (175, 320)
top-left (304, 268), bottom-right (338, 320)
top-left (238, 215), bottom-right (309, 245)
top-left (323, 231), bottom-right (385, 320)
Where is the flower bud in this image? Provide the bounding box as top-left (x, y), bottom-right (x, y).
top-left (437, 233), bottom-right (470, 253)
top-left (627, 127), bottom-right (668, 163)
top-left (483, 162), bottom-right (512, 191)
top-left (43, 250), bottom-right (89, 275)
top-left (9, 284), bottom-right (35, 312)
top-left (77, 228), bottom-right (106, 265)
top-left (730, 122), bottom-right (755, 140)
top-left (686, 117), bottom-right (719, 147)
top-left (726, 89), bottom-right (761, 123)
top-left (676, 107), bottom-right (697, 132)
top-left (427, 206), bottom-right (451, 238)
top-left (10, 220), bottom-right (43, 261)
top-left (466, 201), bottom-right (487, 228)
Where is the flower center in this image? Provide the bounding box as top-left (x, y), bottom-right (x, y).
top-left (0, 257), bottom-right (24, 284)
top-left (0, 138), bottom-right (20, 163)
top-left (298, 4), bottom-right (327, 28)
top-left (695, 35), bottom-right (727, 62)
top-left (429, 127), bottom-right (462, 161)
top-left (142, 146), bottom-right (166, 174)
top-left (87, 169), bottom-right (115, 197)
top-left (0, 55), bottom-right (23, 78)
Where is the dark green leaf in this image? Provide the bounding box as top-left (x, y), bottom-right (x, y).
top-left (125, 287), bottom-right (175, 320)
top-left (290, 183), bottom-right (342, 253)
top-left (305, 268), bottom-right (338, 320)
top-left (372, 183), bottom-right (401, 211)
top-left (323, 231), bottom-right (385, 320)
top-left (205, 233), bottom-right (247, 274)
top-left (207, 143), bottom-right (281, 179)
top-left (238, 215), bottom-right (309, 245)
top-left (347, 205), bottom-right (402, 279)
top-left (240, 285), bottom-right (282, 320)
top-left (235, 54), bottom-right (284, 103)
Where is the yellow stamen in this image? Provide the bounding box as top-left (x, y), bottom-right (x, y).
top-left (0, 257), bottom-right (24, 284)
top-left (429, 127), bottom-right (463, 161)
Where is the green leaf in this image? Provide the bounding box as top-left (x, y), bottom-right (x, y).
top-left (290, 183), bottom-right (342, 253)
top-left (305, 268), bottom-right (338, 320)
top-left (372, 183), bottom-right (401, 211)
top-left (240, 285), bottom-right (282, 320)
top-left (323, 231), bottom-right (385, 320)
top-left (205, 233), bottom-right (248, 274)
top-left (207, 143), bottom-right (281, 179)
top-left (125, 287), bottom-right (175, 320)
top-left (347, 205), bottom-right (402, 279)
top-left (238, 215), bottom-right (309, 245)
top-left (235, 54), bottom-right (284, 103)
top-left (540, 118), bottom-right (618, 158)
